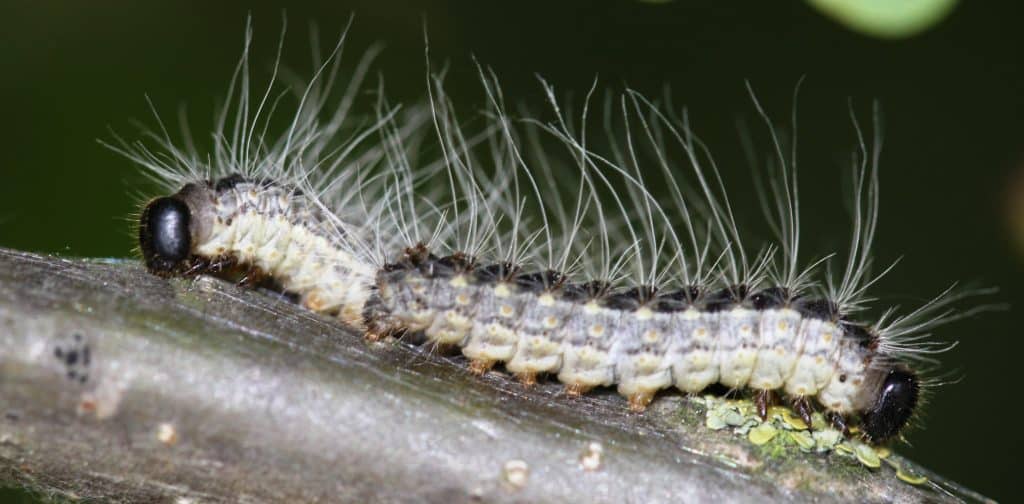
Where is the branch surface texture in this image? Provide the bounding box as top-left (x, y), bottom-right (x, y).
top-left (0, 248), bottom-right (991, 503)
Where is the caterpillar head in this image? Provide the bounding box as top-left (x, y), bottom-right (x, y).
top-left (860, 366), bottom-right (920, 443)
top-left (139, 183), bottom-right (214, 275)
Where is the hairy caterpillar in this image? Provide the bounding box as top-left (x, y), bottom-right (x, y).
top-left (114, 21), bottom-right (983, 445)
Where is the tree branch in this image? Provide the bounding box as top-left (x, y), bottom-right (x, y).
top-left (0, 248), bottom-right (990, 503)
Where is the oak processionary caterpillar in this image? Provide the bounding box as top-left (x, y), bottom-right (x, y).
top-left (115, 21), bottom-right (984, 447)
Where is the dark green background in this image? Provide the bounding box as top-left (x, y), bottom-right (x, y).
top-left (1, 1), bottom-right (1021, 501)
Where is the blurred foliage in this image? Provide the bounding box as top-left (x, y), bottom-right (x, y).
top-left (807, 0), bottom-right (958, 38)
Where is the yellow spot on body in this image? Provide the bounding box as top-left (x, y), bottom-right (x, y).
top-left (695, 327), bottom-right (708, 338)
top-left (643, 330), bottom-right (659, 343)
top-left (778, 321), bottom-right (790, 331)
top-left (456, 294), bottom-right (471, 306)
top-left (583, 301), bottom-right (600, 314)
top-left (589, 324), bottom-right (606, 338)
top-left (544, 316), bottom-right (558, 329)
top-left (538, 294), bottom-right (555, 306)
top-left (494, 284), bottom-right (512, 297)
top-left (740, 324), bottom-right (752, 334)
top-left (449, 275), bottom-right (468, 288)
top-left (500, 305), bottom-right (515, 317)
top-left (823, 332), bottom-right (833, 343)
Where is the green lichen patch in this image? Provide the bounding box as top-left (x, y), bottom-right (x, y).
top-left (854, 443), bottom-right (882, 469)
top-left (692, 395), bottom-right (922, 487)
top-left (886, 458), bottom-right (929, 486)
top-left (748, 423), bottom-right (778, 445)
top-left (789, 431), bottom-right (816, 451)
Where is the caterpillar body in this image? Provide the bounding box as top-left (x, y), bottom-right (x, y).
top-left (118, 23), bottom-right (978, 445)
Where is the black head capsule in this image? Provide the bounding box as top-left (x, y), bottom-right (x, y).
top-left (861, 367), bottom-right (920, 443)
top-left (139, 196), bottom-right (193, 275)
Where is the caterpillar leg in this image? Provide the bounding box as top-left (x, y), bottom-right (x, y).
top-left (183, 255), bottom-right (232, 277)
top-left (828, 412), bottom-right (850, 435)
top-left (303, 290), bottom-right (331, 312)
top-left (515, 371), bottom-right (537, 387)
top-left (564, 382), bottom-right (594, 397)
top-left (469, 359), bottom-right (495, 376)
top-left (363, 321), bottom-right (404, 342)
top-left (755, 389), bottom-right (776, 420)
top-left (237, 265), bottom-right (268, 288)
top-left (364, 328), bottom-right (390, 342)
top-left (792, 396), bottom-right (815, 429)
top-left (363, 297), bottom-right (403, 342)
top-left (627, 392), bottom-right (655, 413)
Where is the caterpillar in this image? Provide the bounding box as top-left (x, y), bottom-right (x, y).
top-left (113, 21), bottom-right (982, 445)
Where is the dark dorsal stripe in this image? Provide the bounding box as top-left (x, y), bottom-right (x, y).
top-left (473, 262), bottom-right (520, 283)
top-left (750, 286), bottom-right (790, 310)
top-left (601, 285), bottom-right (658, 311)
top-left (650, 286), bottom-right (704, 312)
top-left (213, 173), bottom-right (248, 191)
top-left (383, 247), bottom-right (872, 330)
top-left (839, 321), bottom-right (879, 350)
top-left (560, 280), bottom-right (611, 303)
top-left (425, 253), bottom-right (475, 278)
top-left (794, 298), bottom-right (839, 321)
top-left (213, 173), bottom-right (285, 192)
top-left (514, 270), bottom-right (566, 293)
top-left (703, 284), bottom-right (751, 312)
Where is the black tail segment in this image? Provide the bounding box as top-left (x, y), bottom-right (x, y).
top-left (861, 367), bottom-right (920, 443)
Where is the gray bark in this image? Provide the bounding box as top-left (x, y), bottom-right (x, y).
top-left (0, 248), bottom-right (992, 503)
